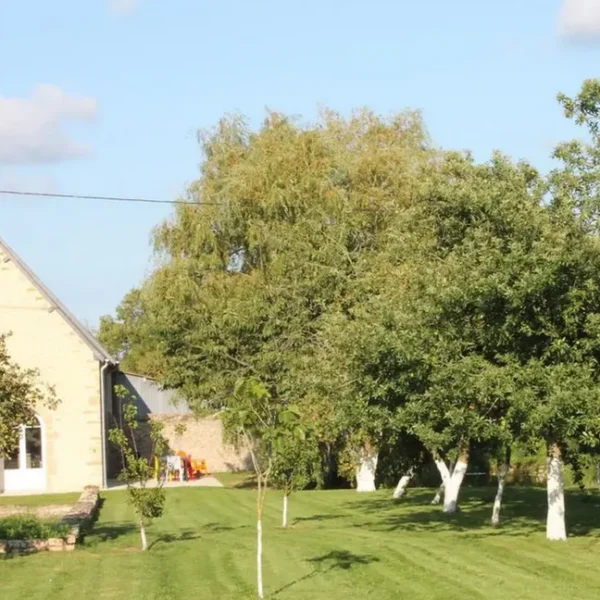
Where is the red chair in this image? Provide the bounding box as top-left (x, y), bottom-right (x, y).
top-left (177, 451), bottom-right (196, 481)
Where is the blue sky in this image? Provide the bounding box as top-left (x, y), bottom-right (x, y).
top-left (1, 0), bottom-right (599, 327)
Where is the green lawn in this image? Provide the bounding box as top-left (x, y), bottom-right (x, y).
top-left (3, 486), bottom-right (600, 599)
top-left (214, 471), bottom-right (256, 488)
top-left (0, 492), bottom-right (79, 507)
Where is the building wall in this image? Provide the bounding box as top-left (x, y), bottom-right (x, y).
top-left (109, 373), bottom-right (250, 474)
top-left (0, 249), bottom-right (104, 493)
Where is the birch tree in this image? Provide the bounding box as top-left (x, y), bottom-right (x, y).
top-left (270, 435), bottom-right (319, 527)
top-left (223, 377), bottom-right (308, 598)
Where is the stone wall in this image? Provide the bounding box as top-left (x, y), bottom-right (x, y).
top-left (0, 485), bottom-right (100, 555)
top-left (151, 414), bottom-right (251, 473)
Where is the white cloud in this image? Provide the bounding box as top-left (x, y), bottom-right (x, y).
top-left (107, 0), bottom-right (140, 15)
top-left (559, 0), bottom-right (600, 40)
top-left (0, 85), bottom-right (97, 165)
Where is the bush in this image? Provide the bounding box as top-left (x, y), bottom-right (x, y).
top-left (0, 516), bottom-right (70, 540)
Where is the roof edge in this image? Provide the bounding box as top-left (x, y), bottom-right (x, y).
top-left (0, 235), bottom-right (117, 365)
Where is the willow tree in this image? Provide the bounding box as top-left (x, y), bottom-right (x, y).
top-left (136, 109), bottom-right (432, 484)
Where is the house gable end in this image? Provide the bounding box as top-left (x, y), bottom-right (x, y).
top-left (0, 236), bottom-right (116, 364)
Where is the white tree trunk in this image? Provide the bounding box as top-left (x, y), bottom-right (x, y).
top-left (140, 520), bottom-right (148, 551)
top-left (546, 448), bottom-right (567, 541)
top-left (257, 519), bottom-right (264, 598)
top-left (443, 450), bottom-right (468, 514)
top-left (432, 458), bottom-right (453, 504)
top-left (393, 467), bottom-right (414, 499)
top-left (431, 482), bottom-right (444, 505)
top-left (491, 462), bottom-right (508, 526)
top-left (356, 452), bottom-right (378, 492)
top-left (434, 457), bottom-right (451, 484)
top-left (282, 495), bottom-right (289, 528)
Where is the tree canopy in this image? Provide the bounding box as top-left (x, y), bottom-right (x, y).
top-left (100, 79), bottom-right (600, 538)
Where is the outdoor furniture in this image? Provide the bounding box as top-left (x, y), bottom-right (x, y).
top-left (192, 458), bottom-right (209, 477)
top-left (166, 454), bottom-right (182, 481)
top-left (176, 451), bottom-right (190, 481)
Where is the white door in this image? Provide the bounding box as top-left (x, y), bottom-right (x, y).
top-left (4, 417), bottom-right (46, 492)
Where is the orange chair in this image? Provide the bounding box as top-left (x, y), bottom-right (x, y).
top-left (192, 458), bottom-right (209, 477)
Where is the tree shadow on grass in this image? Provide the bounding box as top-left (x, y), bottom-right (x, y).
top-left (148, 528), bottom-right (202, 550)
top-left (84, 522), bottom-right (139, 546)
top-left (271, 550), bottom-right (379, 597)
top-left (345, 486), bottom-right (600, 539)
top-left (293, 514), bottom-right (345, 525)
top-left (200, 522), bottom-right (249, 533)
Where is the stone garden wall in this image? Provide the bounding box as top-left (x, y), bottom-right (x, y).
top-left (0, 485), bottom-right (100, 556)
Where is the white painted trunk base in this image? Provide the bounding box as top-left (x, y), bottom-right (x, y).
top-left (491, 465), bottom-right (508, 526)
top-left (140, 521), bottom-right (148, 551)
top-left (257, 519), bottom-right (264, 598)
top-left (393, 468), bottom-right (414, 499)
top-left (435, 458), bottom-right (451, 484)
top-left (431, 483), bottom-right (444, 505)
top-left (282, 495), bottom-right (289, 528)
top-left (546, 455), bottom-right (567, 541)
top-left (432, 459), bottom-right (453, 505)
top-left (443, 459), bottom-right (467, 514)
top-left (356, 453), bottom-right (378, 492)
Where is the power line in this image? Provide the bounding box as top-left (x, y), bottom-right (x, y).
top-left (0, 188), bottom-right (399, 213)
top-left (0, 189), bottom-right (207, 206)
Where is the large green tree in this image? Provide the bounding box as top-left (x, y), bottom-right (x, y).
top-left (104, 109), bottom-right (433, 492)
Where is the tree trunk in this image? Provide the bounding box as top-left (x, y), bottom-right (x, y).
top-left (257, 519), bottom-right (264, 598)
top-left (282, 494), bottom-right (289, 528)
top-left (356, 449), bottom-right (378, 492)
top-left (546, 444), bottom-right (567, 541)
top-left (393, 467), bottom-right (414, 499)
top-left (432, 458), bottom-right (453, 505)
top-left (139, 520), bottom-right (148, 551)
top-left (443, 444), bottom-right (469, 514)
top-left (491, 450), bottom-right (510, 526)
top-left (431, 481), bottom-right (445, 505)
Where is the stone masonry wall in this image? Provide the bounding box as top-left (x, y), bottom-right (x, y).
top-left (0, 485), bottom-right (100, 555)
top-left (150, 414), bottom-right (251, 473)
top-left (0, 247), bottom-right (104, 493)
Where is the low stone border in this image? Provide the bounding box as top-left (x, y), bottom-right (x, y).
top-left (0, 485), bottom-right (100, 556)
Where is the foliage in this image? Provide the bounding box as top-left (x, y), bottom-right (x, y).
top-left (97, 289), bottom-right (164, 378)
top-left (0, 333), bottom-right (58, 459)
top-left (270, 434), bottom-right (321, 496)
top-left (108, 386), bottom-right (169, 545)
top-left (0, 516), bottom-right (70, 540)
top-left (99, 81), bottom-right (600, 509)
top-left (99, 109), bottom-right (432, 474)
top-left (222, 377), bottom-right (308, 493)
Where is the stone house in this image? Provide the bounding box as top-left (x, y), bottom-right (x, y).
top-left (0, 236), bottom-right (248, 495)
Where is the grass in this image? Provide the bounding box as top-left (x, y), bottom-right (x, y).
top-left (0, 492), bottom-right (79, 507)
top-left (214, 471), bottom-right (256, 489)
top-left (0, 516), bottom-right (70, 540)
top-left (4, 485), bottom-right (600, 599)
